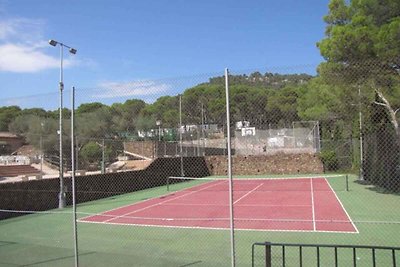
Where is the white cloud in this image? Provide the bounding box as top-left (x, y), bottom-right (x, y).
top-left (0, 43), bottom-right (61, 72)
top-left (0, 21), bottom-right (15, 40)
top-left (0, 17), bottom-right (76, 73)
top-left (95, 80), bottom-right (171, 99)
top-left (0, 18), bottom-right (44, 43)
top-left (0, 43), bottom-right (77, 73)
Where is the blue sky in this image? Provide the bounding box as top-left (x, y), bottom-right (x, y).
top-left (0, 0), bottom-right (329, 108)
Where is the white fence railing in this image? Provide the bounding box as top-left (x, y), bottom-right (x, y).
top-left (0, 155), bottom-right (31, 165)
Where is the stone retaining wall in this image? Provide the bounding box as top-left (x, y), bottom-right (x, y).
top-left (205, 153), bottom-right (323, 176)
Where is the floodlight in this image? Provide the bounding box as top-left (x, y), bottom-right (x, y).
top-left (49, 39), bottom-right (58, 46)
top-left (69, 48), bottom-right (77, 54)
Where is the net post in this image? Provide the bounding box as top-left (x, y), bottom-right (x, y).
top-left (346, 174), bottom-right (349, 191)
top-left (251, 244), bottom-right (255, 267)
top-left (265, 242), bottom-right (272, 267)
top-left (167, 176), bottom-right (170, 191)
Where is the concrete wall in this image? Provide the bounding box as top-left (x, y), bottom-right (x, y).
top-left (124, 141), bottom-right (155, 159)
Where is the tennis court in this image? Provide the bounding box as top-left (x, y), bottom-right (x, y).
top-left (80, 176), bottom-right (357, 233)
top-left (1, 174), bottom-right (400, 267)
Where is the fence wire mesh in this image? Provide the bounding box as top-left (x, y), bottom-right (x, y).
top-left (0, 60), bottom-right (400, 266)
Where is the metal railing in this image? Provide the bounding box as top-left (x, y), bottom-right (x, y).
top-left (252, 242), bottom-right (400, 267)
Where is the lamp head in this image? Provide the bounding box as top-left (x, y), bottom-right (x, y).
top-left (49, 39), bottom-right (58, 46)
top-left (69, 48), bottom-right (77, 54)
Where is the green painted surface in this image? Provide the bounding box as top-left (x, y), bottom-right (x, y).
top-left (0, 174), bottom-right (399, 266)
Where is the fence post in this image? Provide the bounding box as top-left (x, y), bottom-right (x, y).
top-left (252, 244), bottom-right (255, 267)
top-left (71, 86), bottom-right (79, 267)
top-left (225, 68), bottom-right (236, 267)
top-left (265, 242), bottom-right (272, 267)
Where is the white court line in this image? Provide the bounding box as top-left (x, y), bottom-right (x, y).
top-left (103, 180), bottom-right (226, 223)
top-left (161, 203), bottom-right (311, 207)
top-left (84, 215), bottom-right (355, 223)
top-left (324, 178), bottom-right (359, 233)
top-left (233, 183), bottom-right (263, 205)
top-left (80, 220), bottom-right (359, 234)
top-left (310, 178), bottom-right (316, 231)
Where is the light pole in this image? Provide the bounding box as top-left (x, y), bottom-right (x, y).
top-left (49, 39), bottom-right (77, 208)
top-left (156, 120), bottom-right (162, 142)
top-left (201, 102), bottom-right (205, 156)
top-left (40, 122), bottom-right (44, 177)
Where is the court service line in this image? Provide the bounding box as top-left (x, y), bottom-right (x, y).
top-left (233, 183), bottom-right (264, 205)
top-left (103, 180), bottom-right (227, 223)
top-left (310, 178), bottom-right (316, 231)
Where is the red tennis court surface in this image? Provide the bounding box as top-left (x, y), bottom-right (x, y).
top-left (80, 178), bottom-right (358, 233)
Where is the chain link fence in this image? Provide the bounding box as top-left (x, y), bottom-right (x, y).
top-left (0, 60), bottom-right (399, 266)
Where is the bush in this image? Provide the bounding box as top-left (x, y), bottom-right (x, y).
top-left (319, 150), bottom-right (339, 171)
top-left (80, 141), bottom-right (102, 165)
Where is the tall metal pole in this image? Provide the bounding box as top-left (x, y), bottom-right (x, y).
top-left (40, 122), bottom-right (44, 176)
top-left (225, 68), bottom-right (235, 267)
top-left (317, 121), bottom-right (321, 152)
top-left (49, 39), bottom-right (76, 208)
top-left (40, 134), bottom-right (43, 176)
top-left (201, 102), bottom-right (205, 156)
top-left (179, 94), bottom-right (184, 176)
top-left (76, 136), bottom-right (79, 171)
top-left (58, 44), bottom-right (66, 208)
top-left (359, 87), bottom-right (364, 180)
top-left (101, 139), bottom-right (105, 174)
top-left (71, 87), bottom-right (79, 267)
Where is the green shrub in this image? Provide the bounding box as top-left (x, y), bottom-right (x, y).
top-left (319, 150), bottom-right (339, 171)
top-left (80, 141), bottom-right (102, 164)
